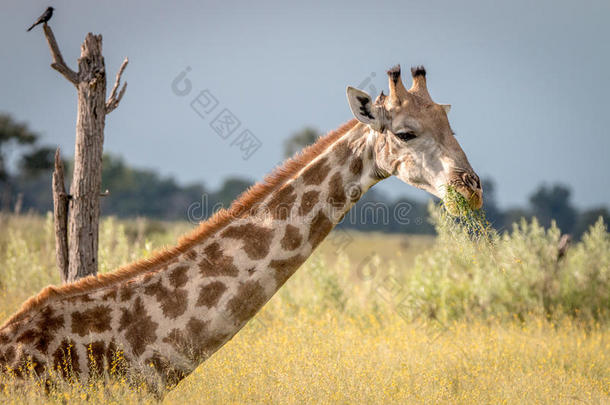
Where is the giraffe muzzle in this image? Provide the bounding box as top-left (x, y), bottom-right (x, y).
top-left (449, 171), bottom-right (483, 210)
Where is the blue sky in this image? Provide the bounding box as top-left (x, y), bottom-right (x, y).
top-left (1, 0), bottom-right (609, 208)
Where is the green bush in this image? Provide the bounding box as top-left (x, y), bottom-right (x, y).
top-left (402, 202), bottom-right (609, 322)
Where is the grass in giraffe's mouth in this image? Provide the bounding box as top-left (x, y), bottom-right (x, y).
top-left (443, 185), bottom-right (472, 216)
top-left (441, 185), bottom-right (493, 241)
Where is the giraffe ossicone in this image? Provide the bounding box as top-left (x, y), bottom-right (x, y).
top-left (0, 64), bottom-right (482, 391)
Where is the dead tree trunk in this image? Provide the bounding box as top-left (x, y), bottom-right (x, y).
top-left (42, 23), bottom-right (128, 283)
top-left (52, 149), bottom-right (69, 282)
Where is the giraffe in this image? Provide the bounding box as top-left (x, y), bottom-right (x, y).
top-left (0, 65), bottom-right (482, 391)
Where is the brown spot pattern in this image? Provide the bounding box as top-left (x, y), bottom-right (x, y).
top-left (185, 250), bottom-right (198, 261)
top-left (119, 284), bottom-right (135, 301)
top-left (270, 254), bottom-right (306, 287)
top-left (280, 225), bottom-right (303, 251)
top-left (102, 290), bottom-right (117, 301)
top-left (106, 340), bottom-right (128, 376)
top-left (16, 329), bottom-right (37, 345)
top-left (327, 172), bottom-right (346, 208)
top-left (196, 281), bottom-right (227, 308)
top-left (199, 242), bottom-right (239, 277)
top-left (15, 306), bottom-right (65, 354)
top-left (30, 355), bottom-right (46, 376)
top-left (119, 297), bottom-right (158, 356)
top-left (81, 340), bottom-right (122, 377)
top-left (299, 190), bottom-right (319, 216)
top-left (266, 184), bottom-right (297, 220)
top-left (146, 353), bottom-right (187, 386)
top-left (309, 210), bottom-right (333, 249)
top-left (144, 279), bottom-right (188, 319)
top-left (227, 281), bottom-right (268, 323)
top-left (349, 156), bottom-right (363, 176)
top-left (221, 224), bottom-right (274, 261)
top-left (333, 141), bottom-right (350, 165)
top-left (71, 305), bottom-right (112, 337)
top-left (0, 345), bottom-right (16, 365)
top-left (85, 340), bottom-right (106, 376)
top-left (302, 157), bottom-right (330, 185)
top-left (163, 318), bottom-right (227, 362)
top-left (80, 340), bottom-right (128, 378)
top-left (52, 338), bottom-right (81, 378)
top-left (169, 265), bottom-right (189, 288)
top-left (36, 306), bottom-right (64, 353)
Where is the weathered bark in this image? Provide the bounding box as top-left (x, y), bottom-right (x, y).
top-left (52, 148), bottom-right (69, 282)
top-left (66, 33), bottom-right (107, 281)
top-left (41, 23), bottom-right (128, 283)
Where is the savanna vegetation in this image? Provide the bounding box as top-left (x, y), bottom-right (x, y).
top-left (0, 200), bottom-right (608, 403)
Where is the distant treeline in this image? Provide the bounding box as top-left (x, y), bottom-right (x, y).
top-left (0, 113), bottom-right (607, 238)
top-left (1, 153), bottom-right (607, 239)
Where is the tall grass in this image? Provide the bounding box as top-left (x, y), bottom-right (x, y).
top-left (0, 209), bottom-right (608, 403)
top-left (404, 199), bottom-right (610, 322)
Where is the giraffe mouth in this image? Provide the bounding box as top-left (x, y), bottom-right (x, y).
top-left (457, 186), bottom-right (483, 210)
top-left (443, 177), bottom-right (483, 214)
top-left (442, 192), bottom-right (481, 216)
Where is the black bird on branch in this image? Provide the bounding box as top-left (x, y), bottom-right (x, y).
top-left (27, 7), bottom-right (54, 32)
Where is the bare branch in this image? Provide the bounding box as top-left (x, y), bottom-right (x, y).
top-left (107, 58), bottom-right (128, 101)
top-left (105, 57), bottom-right (129, 114)
top-left (42, 23), bottom-right (78, 85)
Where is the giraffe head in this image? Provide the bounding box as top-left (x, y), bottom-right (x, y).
top-left (346, 65), bottom-right (482, 211)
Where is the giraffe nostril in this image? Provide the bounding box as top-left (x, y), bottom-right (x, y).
top-left (473, 174), bottom-right (481, 190)
top-left (462, 172), bottom-right (481, 190)
top-left (467, 173), bottom-right (481, 190)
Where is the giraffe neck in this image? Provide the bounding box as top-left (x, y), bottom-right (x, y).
top-left (190, 121), bottom-right (379, 356)
top-left (0, 121), bottom-right (383, 388)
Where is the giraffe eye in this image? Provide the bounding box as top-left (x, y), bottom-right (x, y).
top-left (395, 131), bottom-right (417, 142)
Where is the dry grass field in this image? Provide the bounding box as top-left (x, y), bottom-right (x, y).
top-left (0, 209), bottom-right (608, 404)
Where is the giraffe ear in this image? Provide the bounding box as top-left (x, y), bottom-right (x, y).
top-left (346, 86), bottom-right (383, 130)
top-left (440, 104), bottom-right (451, 114)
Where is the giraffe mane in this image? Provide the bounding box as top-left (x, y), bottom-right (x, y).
top-left (1, 119), bottom-right (359, 329)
